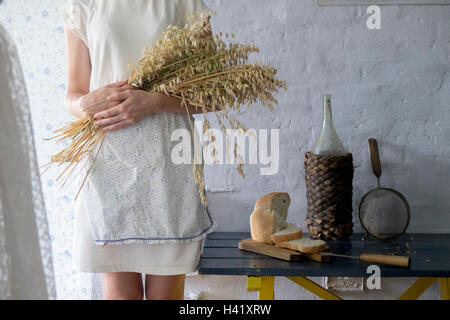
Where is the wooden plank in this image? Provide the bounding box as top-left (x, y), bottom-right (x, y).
top-left (204, 239), bottom-right (239, 248)
top-left (204, 238), bottom-right (331, 262)
top-left (239, 239), bottom-right (302, 262)
top-left (237, 238), bottom-right (331, 263)
top-left (318, 0), bottom-right (450, 5)
top-left (198, 257), bottom-right (450, 277)
top-left (202, 247), bottom-right (274, 259)
top-left (305, 253), bottom-right (331, 263)
top-left (199, 258), bottom-right (366, 277)
top-left (199, 258), bottom-right (333, 276)
top-left (206, 232), bottom-right (250, 240)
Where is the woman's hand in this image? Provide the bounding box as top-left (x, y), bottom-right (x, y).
top-left (78, 79), bottom-right (129, 117)
top-left (93, 90), bottom-right (165, 132)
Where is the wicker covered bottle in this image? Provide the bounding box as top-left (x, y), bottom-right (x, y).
top-left (305, 95), bottom-right (354, 240)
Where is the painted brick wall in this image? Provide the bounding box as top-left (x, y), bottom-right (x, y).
top-left (195, 0), bottom-right (450, 299)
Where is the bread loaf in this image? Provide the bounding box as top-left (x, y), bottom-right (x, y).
top-left (250, 193), bottom-right (291, 244)
top-left (275, 238), bottom-right (327, 253)
top-left (271, 223), bottom-right (303, 243)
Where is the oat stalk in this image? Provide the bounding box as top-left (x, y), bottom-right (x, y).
top-left (46, 12), bottom-right (286, 206)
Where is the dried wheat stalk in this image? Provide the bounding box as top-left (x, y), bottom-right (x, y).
top-left (47, 12), bottom-right (286, 206)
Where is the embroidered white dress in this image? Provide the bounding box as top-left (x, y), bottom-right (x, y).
top-left (61, 0), bottom-right (218, 275)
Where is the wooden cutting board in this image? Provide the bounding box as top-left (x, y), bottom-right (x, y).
top-left (238, 238), bottom-right (330, 263)
top-left (239, 238), bottom-right (302, 261)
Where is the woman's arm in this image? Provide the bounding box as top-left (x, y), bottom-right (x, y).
top-left (92, 17), bottom-right (215, 133)
top-left (64, 27), bottom-right (128, 119)
top-left (64, 26), bottom-right (91, 118)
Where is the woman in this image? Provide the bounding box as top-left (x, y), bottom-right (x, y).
top-left (61, 0), bottom-right (218, 300)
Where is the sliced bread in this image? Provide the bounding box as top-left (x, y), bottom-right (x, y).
top-left (250, 193), bottom-right (291, 244)
top-left (250, 209), bottom-right (275, 244)
top-left (275, 238), bottom-right (327, 253)
top-left (271, 223), bottom-right (303, 243)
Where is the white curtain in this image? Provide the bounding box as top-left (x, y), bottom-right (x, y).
top-left (0, 24), bottom-right (55, 299)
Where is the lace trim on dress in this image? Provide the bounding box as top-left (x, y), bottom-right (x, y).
top-left (60, 0), bottom-right (94, 47)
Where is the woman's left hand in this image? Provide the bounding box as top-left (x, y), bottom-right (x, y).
top-left (93, 89), bottom-right (163, 132)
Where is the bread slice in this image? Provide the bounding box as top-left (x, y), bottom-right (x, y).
top-left (275, 238), bottom-right (327, 253)
top-left (271, 223), bottom-right (302, 243)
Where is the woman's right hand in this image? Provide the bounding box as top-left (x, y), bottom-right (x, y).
top-left (79, 79), bottom-right (129, 116)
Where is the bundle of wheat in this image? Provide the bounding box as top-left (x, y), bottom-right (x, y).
top-left (47, 12), bottom-right (286, 206)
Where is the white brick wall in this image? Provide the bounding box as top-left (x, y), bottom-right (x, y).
top-left (192, 0), bottom-right (450, 300)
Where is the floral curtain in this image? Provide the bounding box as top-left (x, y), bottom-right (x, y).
top-left (0, 0), bottom-right (102, 299)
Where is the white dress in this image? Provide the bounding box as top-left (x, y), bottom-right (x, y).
top-left (61, 0), bottom-right (218, 275)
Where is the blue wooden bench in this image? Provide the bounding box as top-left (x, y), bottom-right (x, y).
top-left (198, 232), bottom-right (450, 300)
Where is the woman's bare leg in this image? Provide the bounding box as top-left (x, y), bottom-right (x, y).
top-left (145, 274), bottom-right (186, 300)
top-left (101, 272), bottom-right (144, 300)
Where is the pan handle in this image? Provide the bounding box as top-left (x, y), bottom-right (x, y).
top-left (368, 139), bottom-right (382, 187)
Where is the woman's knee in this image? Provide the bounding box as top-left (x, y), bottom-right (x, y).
top-left (145, 274), bottom-right (185, 300)
top-left (102, 272), bottom-right (144, 300)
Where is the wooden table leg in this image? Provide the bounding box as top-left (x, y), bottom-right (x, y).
top-left (286, 276), bottom-right (342, 300)
top-left (259, 276), bottom-right (275, 300)
top-left (398, 278), bottom-right (438, 300)
top-left (247, 276), bottom-right (275, 300)
top-left (439, 278), bottom-right (450, 300)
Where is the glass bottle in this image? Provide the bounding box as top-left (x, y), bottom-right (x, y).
top-left (311, 94), bottom-right (347, 156)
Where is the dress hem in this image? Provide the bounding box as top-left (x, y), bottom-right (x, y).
top-left (94, 219), bottom-right (219, 247)
top-left (74, 263), bottom-right (200, 275)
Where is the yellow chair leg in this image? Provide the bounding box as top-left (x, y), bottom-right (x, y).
top-left (247, 276), bottom-right (275, 300)
top-left (286, 276), bottom-right (342, 300)
top-left (259, 276), bottom-right (275, 300)
top-left (247, 276), bottom-right (262, 292)
top-left (439, 278), bottom-right (450, 300)
top-left (398, 278), bottom-right (437, 300)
